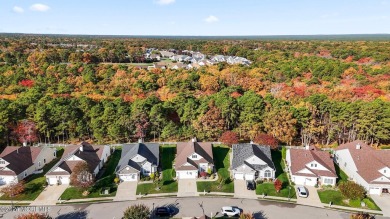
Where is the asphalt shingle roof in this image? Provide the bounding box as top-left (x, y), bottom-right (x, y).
top-left (232, 144), bottom-right (275, 171)
top-left (116, 143), bottom-right (159, 173)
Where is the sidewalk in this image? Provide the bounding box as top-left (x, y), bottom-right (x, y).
top-left (325, 205), bottom-right (382, 215)
top-left (58, 196), bottom-right (114, 204)
top-left (0, 200), bottom-right (32, 204)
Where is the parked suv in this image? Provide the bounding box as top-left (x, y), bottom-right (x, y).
top-left (246, 180), bottom-right (256, 190)
top-left (154, 207), bottom-right (174, 217)
top-left (221, 206), bottom-right (241, 217)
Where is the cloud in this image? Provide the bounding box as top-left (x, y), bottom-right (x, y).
top-left (204, 15), bottom-right (219, 23)
top-left (30, 3), bottom-right (50, 12)
top-left (13, 6), bottom-right (24, 13)
top-left (155, 0), bottom-right (175, 5)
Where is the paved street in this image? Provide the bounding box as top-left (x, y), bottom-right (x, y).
top-left (3, 197), bottom-right (386, 219)
top-left (234, 180), bottom-right (257, 199)
top-left (31, 184), bottom-right (68, 206)
top-left (371, 195), bottom-right (390, 217)
top-left (178, 179), bottom-right (198, 197)
top-left (113, 181), bottom-right (137, 201)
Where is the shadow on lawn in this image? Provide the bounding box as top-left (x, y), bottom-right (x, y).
top-left (213, 146), bottom-right (229, 171)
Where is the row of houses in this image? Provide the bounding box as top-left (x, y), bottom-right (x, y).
top-left (1, 139), bottom-right (388, 196)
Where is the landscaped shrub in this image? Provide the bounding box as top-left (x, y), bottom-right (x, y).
top-left (123, 204), bottom-right (150, 219)
top-left (339, 181), bottom-right (366, 200)
top-left (274, 179), bottom-right (282, 193)
top-left (350, 212), bottom-right (374, 219)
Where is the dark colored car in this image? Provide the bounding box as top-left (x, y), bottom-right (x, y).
top-left (246, 180), bottom-right (256, 190)
top-left (154, 207), bottom-right (174, 217)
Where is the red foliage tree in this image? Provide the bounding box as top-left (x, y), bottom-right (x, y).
top-left (15, 212), bottom-right (52, 219)
top-left (70, 161), bottom-right (94, 190)
top-left (0, 181), bottom-right (25, 198)
top-left (19, 79), bottom-right (35, 88)
top-left (274, 179), bottom-right (282, 193)
top-left (134, 113), bottom-right (150, 139)
top-left (12, 120), bottom-right (38, 145)
top-left (219, 131), bottom-right (239, 147)
top-left (254, 133), bottom-right (278, 149)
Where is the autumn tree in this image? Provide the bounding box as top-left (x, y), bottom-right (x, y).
top-left (12, 120), bottom-right (38, 146)
top-left (123, 204), bottom-right (150, 219)
top-left (15, 212), bottom-right (52, 219)
top-left (194, 100), bottom-right (226, 140)
top-left (70, 161), bottom-right (94, 190)
top-left (254, 133), bottom-right (278, 149)
top-left (0, 181), bottom-right (25, 198)
top-left (219, 131), bottom-right (239, 147)
top-left (339, 181), bottom-right (366, 200)
top-left (350, 212), bottom-right (374, 219)
top-left (274, 179), bottom-right (282, 193)
top-left (263, 106), bottom-right (297, 145)
top-left (239, 212), bottom-right (255, 219)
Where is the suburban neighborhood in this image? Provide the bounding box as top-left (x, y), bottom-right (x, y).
top-left (1, 137), bottom-right (389, 218)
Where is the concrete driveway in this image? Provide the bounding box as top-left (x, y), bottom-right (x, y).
top-left (31, 184), bottom-right (68, 206)
top-left (234, 179), bottom-right (257, 199)
top-left (370, 195), bottom-right (390, 217)
top-left (178, 179), bottom-right (198, 197)
top-left (114, 181), bottom-right (137, 201)
top-left (295, 186), bottom-right (323, 207)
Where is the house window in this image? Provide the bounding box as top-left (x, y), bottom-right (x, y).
top-left (24, 171), bottom-right (27, 177)
top-left (44, 159), bottom-right (46, 164)
top-left (38, 161), bottom-right (41, 167)
top-left (311, 163), bottom-right (317, 168)
top-left (0, 161), bottom-right (5, 165)
top-left (192, 154), bottom-right (197, 159)
top-left (384, 170), bottom-right (387, 174)
top-left (344, 162), bottom-right (347, 167)
top-left (324, 178), bottom-right (333, 184)
top-left (264, 170), bottom-right (271, 178)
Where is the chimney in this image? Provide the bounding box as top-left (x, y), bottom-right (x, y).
top-left (305, 145), bottom-right (310, 150)
top-left (79, 145), bottom-right (83, 152)
top-left (250, 140), bottom-right (254, 144)
top-left (138, 138), bottom-right (143, 143)
top-left (192, 137), bottom-right (197, 143)
top-left (356, 144), bottom-right (361, 150)
top-left (17, 148), bottom-right (19, 154)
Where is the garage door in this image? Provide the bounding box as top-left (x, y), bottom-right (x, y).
top-left (59, 176), bottom-right (70, 185)
top-left (370, 187), bottom-right (381, 195)
top-left (0, 176), bottom-right (16, 185)
top-left (47, 177), bottom-right (58, 185)
top-left (245, 174), bottom-right (255, 180)
top-left (234, 173), bottom-right (244, 180)
top-left (178, 171), bottom-right (197, 179)
top-left (120, 174), bottom-right (138, 181)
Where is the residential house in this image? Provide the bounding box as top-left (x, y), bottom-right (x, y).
top-left (175, 138), bottom-right (214, 179)
top-left (45, 142), bottom-right (110, 185)
top-left (116, 142), bottom-right (159, 182)
top-left (170, 63), bottom-right (187, 70)
top-left (0, 146), bottom-right (57, 185)
top-left (231, 144), bottom-right (276, 181)
top-left (286, 146), bottom-right (337, 187)
top-left (149, 54), bottom-right (161, 61)
top-left (334, 140), bottom-right (390, 195)
top-left (159, 51), bottom-right (175, 58)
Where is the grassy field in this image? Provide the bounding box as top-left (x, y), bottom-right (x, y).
top-left (0, 148), bottom-right (64, 201)
top-left (317, 189), bottom-right (381, 211)
top-left (60, 148), bottom-right (121, 200)
top-left (256, 150), bottom-right (296, 199)
top-left (197, 145), bottom-right (234, 193)
top-left (137, 145), bottom-right (178, 194)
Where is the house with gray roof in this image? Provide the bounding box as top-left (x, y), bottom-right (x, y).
top-left (116, 142), bottom-right (159, 181)
top-left (231, 144), bottom-right (275, 181)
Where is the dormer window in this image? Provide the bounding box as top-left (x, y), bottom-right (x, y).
top-left (24, 171), bottom-right (27, 177)
top-left (0, 161), bottom-right (5, 165)
top-left (38, 161), bottom-right (41, 167)
top-left (192, 154), bottom-right (197, 159)
top-left (310, 163), bottom-right (317, 168)
top-left (384, 170), bottom-right (387, 174)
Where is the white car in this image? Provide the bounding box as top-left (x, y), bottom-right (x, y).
top-left (221, 206), bottom-right (241, 217)
top-left (297, 186), bottom-right (308, 198)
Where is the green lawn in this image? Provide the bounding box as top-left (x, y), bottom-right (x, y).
top-left (137, 145), bottom-right (177, 194)
top-left (335, 164), bottom-right (348, 184)
top-left (317, 189), bottom-right (381, 211)
top-left (60, 148), bottom-right (121, 200)
top-left (256, 150), bottom-right (296, 199)
top-left (0, 148), bottom-right (64, 201)
top-left (197, 145), bottom-right (234, 193)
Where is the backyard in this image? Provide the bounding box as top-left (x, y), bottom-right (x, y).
top-left (197, 145), bottom-right (234, 193)
top-left (0, 148), bottom-right (64, 201)
top-left (137, 145), bottom-right (178, 194)
top-left (256, 150), bottom-right (297, 199)
top-left (60, 148), bottom-right (121, 200)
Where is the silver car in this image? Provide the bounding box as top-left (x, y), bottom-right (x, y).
top-left (297, 186), bottom-right (308, 198)
top-left (221, 206), bottom-right (241, 217)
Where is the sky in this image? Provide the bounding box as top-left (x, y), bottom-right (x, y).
top-left (0, 0), bottom-right (389, 35)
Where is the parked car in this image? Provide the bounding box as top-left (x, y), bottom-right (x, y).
top-left (154, 207), bottom-right (175, 217)
top-left (246, 180), bottom-right (256, 190)
top-left (221, 206), bottom-right (241, 217)
top-left (297, 186), bottom-right (308, 198)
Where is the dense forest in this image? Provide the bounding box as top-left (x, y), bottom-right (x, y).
top-left (0, 34), bottom-right (389, 149)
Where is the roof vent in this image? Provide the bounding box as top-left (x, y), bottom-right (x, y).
top-left (192, 137), bottom-right (197, 143)
top-left (250, 140), bottom-right (254, 144)
top-left (138, 138), bottom-right (144, 143)
top-left (79, 145), bottom-right (83, 152)
top-left (356, 144), bottom-right (361, 150)
top-left (305, 145), bottom-right (310, 150)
